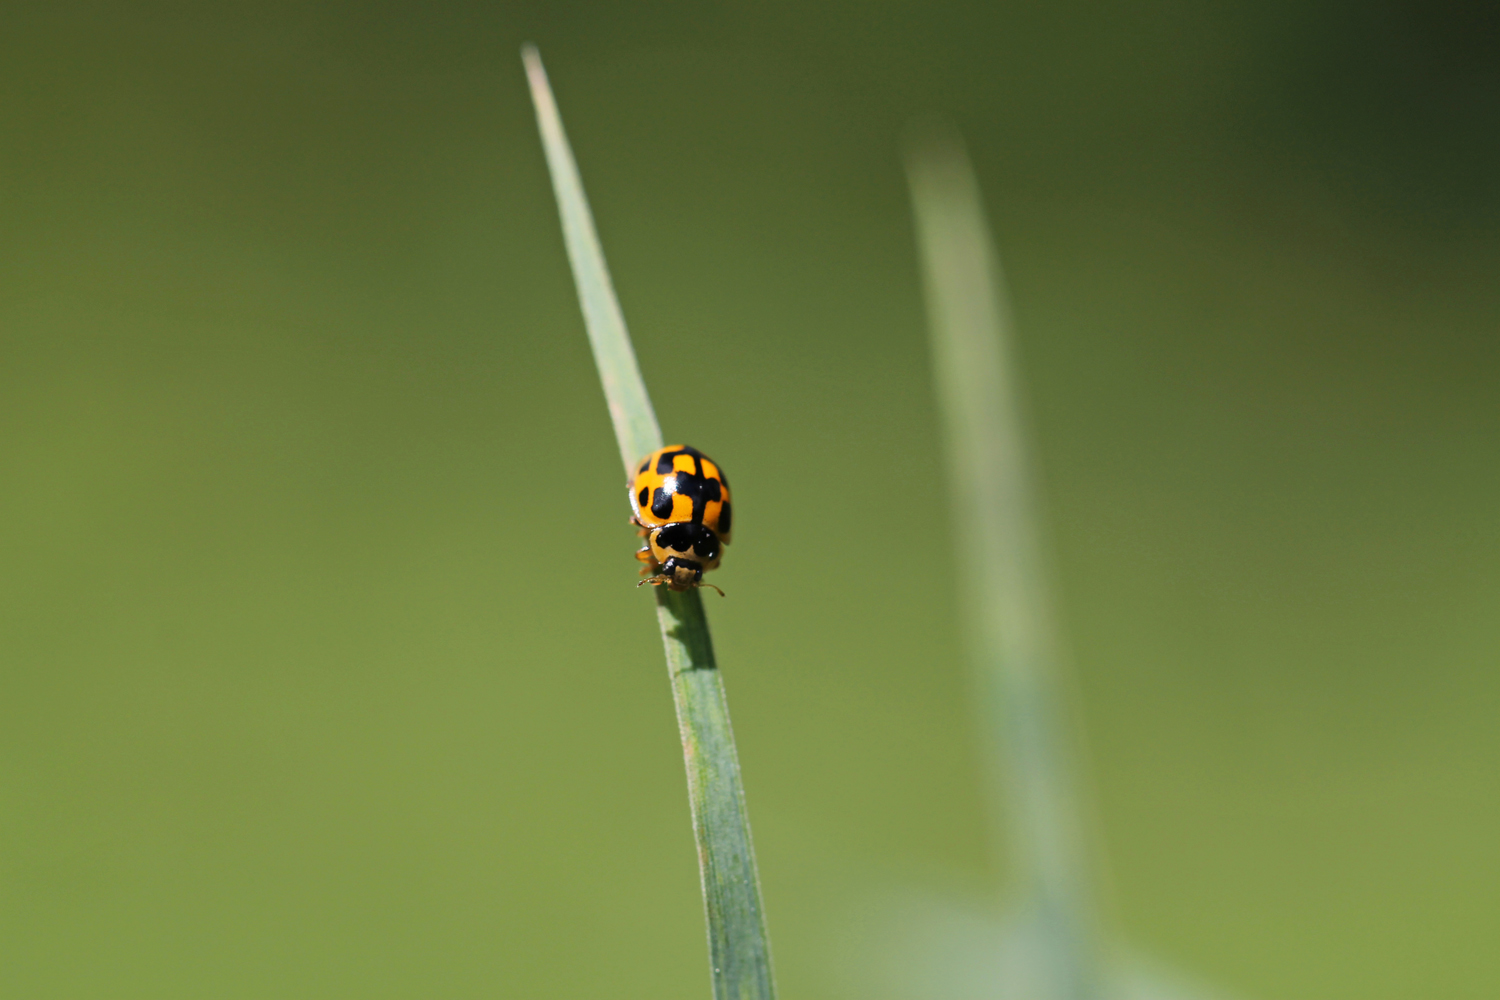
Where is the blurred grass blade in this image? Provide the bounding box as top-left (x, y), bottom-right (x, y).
top-left (906, 134), bottom-right (1102, 999)
top-left (523, 45), bottom-right (777, 1000)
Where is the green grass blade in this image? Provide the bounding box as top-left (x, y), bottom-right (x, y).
top-left (654, 593), bottom-right (776, 1000)
top-left (906, 134), bottom-right (1103, 999)
top-left (522, 45), bottom-right (661, 472)
top-left (523, 45), bottom-right (776, 1000)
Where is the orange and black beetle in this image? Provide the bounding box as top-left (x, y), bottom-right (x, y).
top-left (629, 444), bottom-right (732, 593)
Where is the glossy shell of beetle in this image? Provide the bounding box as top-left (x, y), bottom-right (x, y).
top-left (629, 444), bottom-right (733, 544)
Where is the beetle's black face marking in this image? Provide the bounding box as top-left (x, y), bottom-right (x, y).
top-left (637, 487), bottom-right (649, 509)
top-left (660, 556), bottom-right (704, 585)
top-left (716, 501), bottom-right (732, 537)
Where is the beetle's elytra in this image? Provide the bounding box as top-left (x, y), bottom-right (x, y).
top-left (628, 444), bottom-right (731, 594)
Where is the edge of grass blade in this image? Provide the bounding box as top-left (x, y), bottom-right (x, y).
top-left (522, 46), bottom-right (777, 1000)
top-left (905, 130), bottom-right (1104, 1000)
top-left (521, 45), bottom-right (660, 469)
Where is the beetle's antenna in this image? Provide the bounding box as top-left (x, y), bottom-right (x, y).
top-left (697, 583), bottom-right (725, 597)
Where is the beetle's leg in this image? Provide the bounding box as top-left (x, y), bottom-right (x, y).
top-left (636, 547), bottom-right (659, 576)
top-left (636, 545), bottom-right (663, 580)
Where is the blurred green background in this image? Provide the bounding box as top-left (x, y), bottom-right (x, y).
top-left (2, 3), bottom-right (1496, 998)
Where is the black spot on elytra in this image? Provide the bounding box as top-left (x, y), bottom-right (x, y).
top-left (655, 446), bottom-right (704, 474)
top-left (638, 460), bottom-right (649, 474)
top-left (716, 501), bottom-right (732, 537)
top-left (651, 469), bottom-right (720, 523)
top-left (651, 485), bottom-right (676, 519)
top-left (637, 487), bottom-right (649, 509)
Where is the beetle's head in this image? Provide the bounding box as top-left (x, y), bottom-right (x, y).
top-left (640, 523), bottom-right (725, 595)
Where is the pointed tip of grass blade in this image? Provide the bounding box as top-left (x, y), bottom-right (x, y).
top-left (522, 50), bottom-right (775, 1000)
top-left (901, 118), bottom-right (965, 163)
top-left (902, 123), bottom-right (982, 209)
top-left (520, 44), bottom-right (548, 111)
top-left (520, 45), bottom-right (548, 121)
top-left (521, 44), bottom-right (662, 477)
top-left (906, 133), bottom-right (1109, 1000)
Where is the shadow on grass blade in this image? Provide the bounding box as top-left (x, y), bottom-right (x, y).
top-left (522, 46), bottom-right (776, 1000)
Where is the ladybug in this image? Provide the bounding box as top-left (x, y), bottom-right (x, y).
top-left (629, 444), bottom-right (732, 594)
